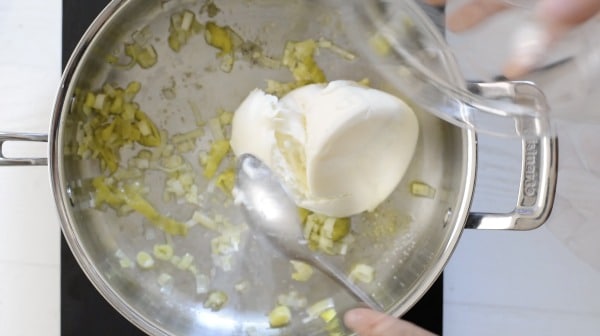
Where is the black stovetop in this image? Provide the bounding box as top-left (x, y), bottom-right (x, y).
top-left (60, 1), bottom-right (443, 335)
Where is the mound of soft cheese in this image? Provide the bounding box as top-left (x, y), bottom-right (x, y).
top-left (230, 80), bottom-right (419, 218)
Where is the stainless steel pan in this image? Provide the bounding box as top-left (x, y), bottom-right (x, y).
top-left (1, 0), bottom-right (557, 335)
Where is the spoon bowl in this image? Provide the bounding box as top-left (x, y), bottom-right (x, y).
top-left (234, 153), bottom-right (383, 311)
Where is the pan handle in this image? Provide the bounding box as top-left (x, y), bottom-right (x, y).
top-left (0, 132), bottom-right (48, 166)
top-left (465, 82), bottom-right (558, 230)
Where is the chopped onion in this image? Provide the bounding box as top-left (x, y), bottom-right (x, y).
top-left (204, 291), bottom-right (228, 311)
top-left (349, 264), bottom-right (375, 284)
top-left (218, 110), bottom-right (234, 125)
top-left (277, 291), bottom-right (307, 309)
top-left (290, 260), bottom-right (313, 282)
top-left (192, 211), bottom-right (217, 231)
top-left (177, 253), bottom-right (194, 270)
top-left (303, 217), bottom-right (316, 240)
top-left (136, 251), bottom-right (155, 269)
top-left (268, 305), bottom-right (291, 328)
top-left (410, 181), bottom-right (436, 199)
top-left (319, 308), bottom-right (337, 323)
top-left (202, 140), bottom-right (230, 179)
top-left (172, 127), bottom-right (204, 144)
top-left (181, 10), bottom-right (195, 31)
top-left (93, 94), bottom-right (106, 110)
top-left (153, 244), bottom-right (174, 261)
top-left (212, 254), bottom-right (233, 272)
top-left (234, 281), bottom-right (249, 292)
top-left (303, 298), bottom-right (335, 324)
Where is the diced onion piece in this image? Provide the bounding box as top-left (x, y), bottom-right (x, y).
top-left (125, 81), bottom-right (141, 95)
top-left (410, 181), bottom-right (436, 199)
top-left (202, 140), bottom-right (230, 178)
top-left (137, 46), bottom-right (158, 69)
top-left (349, 264), bottom-right (375, 284)
top-left (119, 258), bottom-right (133, 268)
top-left (172, 127), bottom-right (204, 144)
top-left (124, 43), bottom-right (158, 69)
top-left (84, 92), bottom-right (95, 108)
top-left (181, 10), bottom-right (195, 31)
top-left (235, 281), bottom-right (249, 292)
top-left (177, 252), bottom-right (194, 270)
top-left (268, 305), bottom-right (291, 328)
top-left (204, 291), bottom-right (228, 311)
top-left (267, 39), bottom-right (326, 97)
top-left (218, 110), bottom-right (234, 125)
top-left (318, 232), bottom-right (333, 252)
top-left (192, 211), bottom-right (217, 231)
top-left (304, 298), bottom-right (335, 323)
top-left (319, 308), bottom-right (337, 323)
top-left (153, 244), bottom-right (174, 261)
top-left (115, 249), bottom-right (133, 268)
top-left (303, 216), bottom-right (316, 240)
top-left (277, 291), bottom-right (307, 309)
top-left (219, 54), bottom-right (234, 72)
top-left (138, 120), bottom-right (152, 136)
top-left (290, 260), bottom-right (313, 282)
top-left (212, 254), bottom-right (233, 272)
top-left (136, 251), bottom-right (155, 269)
top-left (131, 27), bottom-right (152, 47)
top-left (204, 22), bottom-right (234, 55)
top-left (321, 217), bottom-right (336, 239)
top-left (215, 169), bottom-right (235, 194)
top-left (93, 94), bottom-right (106, 110)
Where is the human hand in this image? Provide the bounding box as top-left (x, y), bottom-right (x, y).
top-left (424, 0), bottom-right (600, 77)
top-left (344, 308), bottom-right (438, 336)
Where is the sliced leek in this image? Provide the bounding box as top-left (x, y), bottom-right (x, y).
top-left (290, 260), bottom-right (313, 282)
top-left (153, 244), bottom-right (174, 261)
top-left (349, 264), bottom-right (375, 284)
top-left (268, 305), bottom-right (291, 328)
top-left (204, 291), bottom-right (228, 311)
top-left (136, 251), bottom-right (155, 269)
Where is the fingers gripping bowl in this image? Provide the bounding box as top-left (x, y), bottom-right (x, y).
top-left (5, 0), bottom-right (555, 335)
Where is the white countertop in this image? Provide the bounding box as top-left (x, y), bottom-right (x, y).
top-left (1, 1), bottom-right (599, 335)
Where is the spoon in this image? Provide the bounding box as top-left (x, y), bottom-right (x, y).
top-left (234, 153), bottom-right (383, 311)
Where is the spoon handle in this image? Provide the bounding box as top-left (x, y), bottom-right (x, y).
top-left (312, 255), bottom-right (383, 311)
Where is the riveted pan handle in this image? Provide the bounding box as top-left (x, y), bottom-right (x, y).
top-left (466, 82), bottom-right (558, 230)
top-left (0, 132), bottom-right (48, 166)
